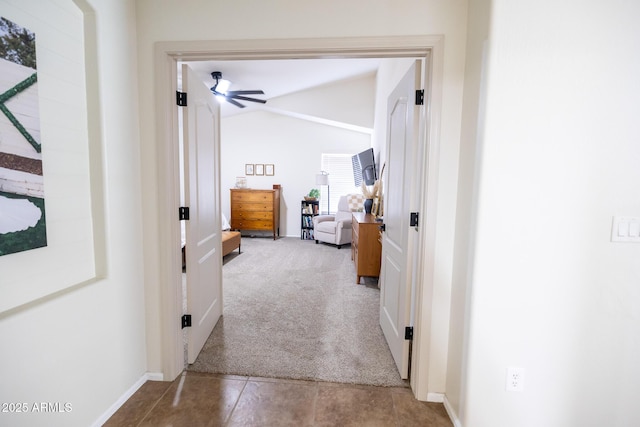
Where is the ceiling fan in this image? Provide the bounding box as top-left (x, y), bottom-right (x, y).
top-left (209, 71), bottom-right (266, 108)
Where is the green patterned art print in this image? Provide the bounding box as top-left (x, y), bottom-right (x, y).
top-left (0, 17), bottom-right (47, 256)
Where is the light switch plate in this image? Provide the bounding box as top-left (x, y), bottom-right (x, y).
top-left (611, 216), bottom-right (640, 242)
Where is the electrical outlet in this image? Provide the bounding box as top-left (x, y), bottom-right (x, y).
top-left (506, 367), bottom-right (525, 392)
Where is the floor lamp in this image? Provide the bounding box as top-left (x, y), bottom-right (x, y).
top-left (315, 171), bottom-right (330, 214)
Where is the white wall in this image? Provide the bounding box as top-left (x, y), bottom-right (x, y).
top-left (0, 1), bottom-right (146, 426)
top-left (220, 75), bottom-right (375, 236)
top-left (460, 0), bottom-right (640, 426)
top-left (446, 0), bottom-right (490, 419)
top-left (222, 112), bottom-right (370, 236)
top-left (135, 0), bottom-right (469, 393)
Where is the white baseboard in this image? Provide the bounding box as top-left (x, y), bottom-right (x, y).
top-left (146, 371), bottom-right (164, 381)
top-left (443, 395), bottom-right (463, 427)
top-left (427, 392), bottom-right (444, 403)
top-left (91, 372), bottom-right (164, 427)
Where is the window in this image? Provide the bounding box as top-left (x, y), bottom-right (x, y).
top-left (320, 153), bottom-right (361, 214)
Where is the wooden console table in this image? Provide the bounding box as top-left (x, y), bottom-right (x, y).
top-left (351, 212), bottom-right (382, 284)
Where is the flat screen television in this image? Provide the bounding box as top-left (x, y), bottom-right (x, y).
top-left (352, 148), bottom-right (377, 186)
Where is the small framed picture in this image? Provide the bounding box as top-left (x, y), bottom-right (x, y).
top-left (372, 197), bottom-right (380, 217)
top-left (245, 164), bottom-right (254, 175)
top-left (255, 164), bottom-right (264, 176)
top-left (265, 164), bottom-right (274, 176)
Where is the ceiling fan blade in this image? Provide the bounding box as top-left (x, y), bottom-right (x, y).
top-left (225, 90), bottom-right (265, 96)
top-left (229, 94), bottom-right (267, 104)
top-left (225, 97), bottom-right (245, 108)
top-left (211, 88), bottom-right (245, 108)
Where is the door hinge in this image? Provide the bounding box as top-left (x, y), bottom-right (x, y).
top-left (410, 212), bottom-right (419, 227)
top-left (179, 207), bottom-right (190, 221)
top-left (405, 326), bottom-right (414, 340)
top-left (182, 314), bottom-right (192, 329)
top-left (176, 91), bottom-right (187, 106)
top-left (415, 89), bottom-right (424, 105)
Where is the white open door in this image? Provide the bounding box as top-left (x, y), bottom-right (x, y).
top-left (379, 61), bottom-right (421, 379)
top-left (182, 64), bottom-right (223, 364)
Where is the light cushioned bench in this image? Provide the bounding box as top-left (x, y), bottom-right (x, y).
top-left (222, 231), bottom-right (241, 257)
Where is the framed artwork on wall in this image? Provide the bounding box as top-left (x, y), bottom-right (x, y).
top-left (0, 17), bottom-right (47, 258)
top-left (0, 5), bottom-right (106, 314)
top-left (255, 164), bottom-right (264, 176)
top-left (265, 164), bottom-right (274, 176)
top-left (245, 164), bottom-right (254, 175)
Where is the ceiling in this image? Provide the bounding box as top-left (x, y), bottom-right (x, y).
top-left (180, 58), bottom-right (382, 117)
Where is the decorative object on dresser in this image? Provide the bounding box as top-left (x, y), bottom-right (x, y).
top-left (371, 197), bottom-right (380, 217)
top-left (351, 212), bottom-right (382, 284)
top-left (360, 162), bottom-right (385, 217)
top-left (235, 176), bottom-right (247, 188)
top-left (313, 194), bottom-right (364, 249)
top-left (361, 178), bottom-right (380, 215)
top-left (301, 199), bottom-right (319, 240)
top-left (230, 184), bottom-right (281, 239)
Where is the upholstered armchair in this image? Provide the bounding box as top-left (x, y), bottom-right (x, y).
top-left (314, 194), bottom-right (364, 248)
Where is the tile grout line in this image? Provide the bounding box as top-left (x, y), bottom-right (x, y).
top-left (221, 376), bottom-right (250, 427)
top-left (135, 378), bottom-right (178, 427)
top-left (310, 382), bottom-right (320, 426)
top-left (389, 388), bottom-right (401, 427)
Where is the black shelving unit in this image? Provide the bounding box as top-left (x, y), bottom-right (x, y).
top-left (301, 199), bottom-right (319, 240)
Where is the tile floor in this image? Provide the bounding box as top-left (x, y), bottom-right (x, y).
top-left (105, 371), bottom-right (453, 426)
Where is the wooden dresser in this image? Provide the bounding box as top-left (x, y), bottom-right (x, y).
top-left (230, 185), bottom-right (281, 239)
top-left (351, 212), bottom-right (382, 284)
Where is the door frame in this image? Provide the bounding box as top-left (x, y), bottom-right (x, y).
top-left (153, 35), bottom-right (444, 400)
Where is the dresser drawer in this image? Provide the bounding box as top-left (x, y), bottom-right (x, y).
top-left (231, 219), bottom-right (273, 231)
top-left (351, 212), bottom-right (381, 284)
top-left (231, 210), bottom-right (273, 220)
top-left (231, 191), bottom-right (274, 203)
top-left (351, 222), bottom-right (359, 247)
top-left (231, 202), bottom-right (273, 212)
top-left (351, 218), bottom-right (358, 261)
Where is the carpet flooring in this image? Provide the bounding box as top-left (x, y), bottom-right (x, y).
top-left (187, 236), bottom-right (407, 387)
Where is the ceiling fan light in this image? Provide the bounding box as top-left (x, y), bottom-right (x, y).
top-left (216, 79), bottom-right (231, 94)
top-left (209, 71), bottom-right (263, 108)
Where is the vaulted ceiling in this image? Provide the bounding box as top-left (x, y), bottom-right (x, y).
top-left (181, 58), bottom-right (381, 118)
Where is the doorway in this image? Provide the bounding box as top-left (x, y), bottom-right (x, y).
top-left (156, 35), bottom-right (444, 400)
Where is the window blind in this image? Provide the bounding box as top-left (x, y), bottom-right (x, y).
top-left (320, 153), bottom-right (361, 214)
